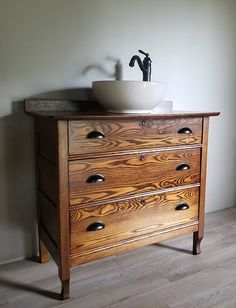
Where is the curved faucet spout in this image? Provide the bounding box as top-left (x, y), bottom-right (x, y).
top-left (129, 50), bottom-right (152, 81)
top-left (129, 55), bottom-right (144, 71)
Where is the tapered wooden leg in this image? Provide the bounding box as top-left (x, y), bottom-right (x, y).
top-left (193, 231), bottom-right (202, 255)
top-left (39, 239), bottom-right (49, 263)
top-left (60, 279), bottom-right (70, 300)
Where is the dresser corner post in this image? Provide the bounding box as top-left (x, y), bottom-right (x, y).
top-left (60, 278), bottom-right (70, 300)
top-left (58, 120), bottom-right (70, 300)
top-left (193, 116), bottom-right (209, 255)
top-left (192, 232), bottom-right (202, 255)
top-left (38, 238), bottom-right (50, 263)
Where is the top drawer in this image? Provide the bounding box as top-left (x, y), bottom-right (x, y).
top-left (68, 118), bottom-right (202, 156)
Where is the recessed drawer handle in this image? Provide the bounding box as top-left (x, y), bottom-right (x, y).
top-left (86, 222), bottom-right (105, 232)
top-left (86, 174), bottom-right (105, 183)
top-left (178, 127), bottom-right (192, 134)
top-left (176, 163), bottom-right (190, 171)
top-left (86, 131), bottom-right (105, 139)
top-left (175, 203), bottom-right (189, 211)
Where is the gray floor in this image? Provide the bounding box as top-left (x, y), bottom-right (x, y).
top-left (1, 207), bottom-right (236, 308)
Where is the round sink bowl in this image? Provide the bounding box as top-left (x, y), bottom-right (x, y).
top-left (92, 80), bottom-right (165, 113)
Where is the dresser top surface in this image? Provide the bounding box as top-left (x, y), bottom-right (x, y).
top-left (25, 99), bottom-right (220, 120)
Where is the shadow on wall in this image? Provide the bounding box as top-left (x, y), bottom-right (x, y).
top-left (0, 100), bottom-right (37, 261)
top-left (0, 88), bottom-right (95, 262)
top-left (32, 87), bottom-right (94, 100)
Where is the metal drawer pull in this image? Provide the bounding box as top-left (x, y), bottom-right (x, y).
top-left (175, 203), bottom-right (189, 211)
top-left (176, 163), bottom-right (190, 171)
top-left (178, 127), bottom-right (192, 134)
top-left (142, 119), bottom-right (149, 126)
top-left (86, 222), bottom-right (105, 232)
top-left (86, 131), bottom-right (105, 139)
top-left (86, 174), bottom-right (105, 183)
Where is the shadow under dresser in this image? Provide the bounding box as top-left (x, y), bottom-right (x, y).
top-left (25, 99), bottom-right (219, 300)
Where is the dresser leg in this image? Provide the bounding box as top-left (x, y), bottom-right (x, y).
top-left (193, 231), bottom-right (202, 255)
top-left (60, 278), bottom-right (70, 300)
top-left (39, 239), bottom-right (49, 263)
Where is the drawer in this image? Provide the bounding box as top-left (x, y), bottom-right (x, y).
top-left (69, 148), bottom-right (200, 206)
top-left (68, 118), bottom-right (202, 156)
top-left (70, 187), bottom-right (199, 256)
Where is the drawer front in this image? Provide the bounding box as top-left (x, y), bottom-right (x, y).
top-left (70, 187), bottom-right (199, 255)
top-left (69, 148), bottom-right (200, 206)
top-left (68, 118), bottom-right (202, 156)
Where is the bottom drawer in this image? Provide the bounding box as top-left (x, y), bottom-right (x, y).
top-left (70, 187), bottom-right (199, 256)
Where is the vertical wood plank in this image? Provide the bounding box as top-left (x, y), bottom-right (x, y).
top-left (34, 119), bottom-right (49, 263)
top-left (57, 120), bottom-right (70, 299)
top-left (39, 239), bottom-right (49, 263)
top-left (193, 116), bottom-right (209, 254)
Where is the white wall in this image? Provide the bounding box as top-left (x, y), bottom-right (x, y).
top-left (0, 0), bottom-right (236, 264)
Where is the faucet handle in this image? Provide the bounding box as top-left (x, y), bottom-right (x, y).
top-left (138, 49), bottom-right (149, 57)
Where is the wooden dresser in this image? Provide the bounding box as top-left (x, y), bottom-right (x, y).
top-left (25, 100), bottom-right (219, 299)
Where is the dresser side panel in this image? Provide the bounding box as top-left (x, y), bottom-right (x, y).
top-left (35, 118), bottom-right (60, 264)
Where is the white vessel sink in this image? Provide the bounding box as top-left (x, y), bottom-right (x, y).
top-left (92, 80), bottom-right (165, 113)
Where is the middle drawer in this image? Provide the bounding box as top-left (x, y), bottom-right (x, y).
top-left (69, 148), bottom-right (200, 206)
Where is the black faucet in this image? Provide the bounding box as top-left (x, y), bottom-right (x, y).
top-left (129, 50), bottom-right (152, 81)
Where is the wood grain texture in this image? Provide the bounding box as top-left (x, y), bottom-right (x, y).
top-left (70, 224), bottom-right (198, 267)
top-left (69, 148), bottom-right (200, 205)
top-left (57, 121), bottom-right (70, 300)
top-left (26, 104), bottom-right (219, 300)
top-left (70, 187), bottom-right (199, 257)
top-left (193, 116), bottom-right (209, 255)
top-left (68, 118), bottom-right (203, 156)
